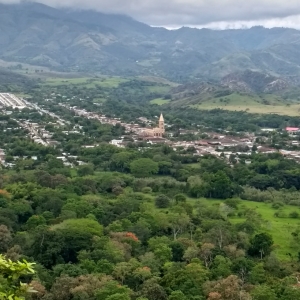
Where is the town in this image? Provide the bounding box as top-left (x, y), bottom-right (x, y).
top-left (1, 93), bottom-right (300, 169)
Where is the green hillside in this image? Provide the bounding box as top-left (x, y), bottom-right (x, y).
top-left (197, 198), bottom-right (300, 260)
top-left (192, 93), bottom-right (300, 116)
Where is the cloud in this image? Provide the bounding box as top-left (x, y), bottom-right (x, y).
top-left (3, 0), bottom-right (300, 28)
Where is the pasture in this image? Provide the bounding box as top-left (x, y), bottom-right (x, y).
top-left (193, 92), bottom-right (300, 116)
top-left (150, 98), bottom-right (171, 105)
top-left (43, 77), bottom-right (128, 88)
top-left (196, 198), bottom-right (300, 260)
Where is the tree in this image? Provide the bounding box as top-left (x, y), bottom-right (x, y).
top-left (113, 262), bottom-right (132, 284)
top-left (249, 233), bottom-right (274, 259)
top-left (140, 278), bottom-right (167, 300)
top-left (95, 279), bottom-right (132, 300)
top-left (110, 152), bottom-right (134, 172)
top-left (206, 223), bottom-right (233, 250)
top-left (251, 284), bottom-right (277, 300)
top-left (219, 203), bottom-right (234, 220)
top-left (167, 212), bottom-right (190, 240)
top-left (26, 215), bottom-right (46, 230)
top-left (106, 294), bottom-right (131, 300)
top-left (33, 219), bottom-right (103, 266)
top-left (155, 195), bottom-right (170, 208)
top-left (204, 275), bottom-right (251, 300)
top-left (130, 158), bottom-right (159, 178)
top-left (0, 254), bottom-right (35, 300)
top-left (211, 255), bottom-right (232, 280)
top-left (174, 194), bottom-right (186, 204)
top-left (249, 263), bottom-right (266, 284)
top-left (0, 225), bottom-right (12, 252)
top-left (281, 286), bottom-right (300, 300)
top-left (199, 243), bottom-right (215, 268)
top-left (183, 246), bottom-right (199, 263)
top-left (231, 257), bottom-right (253, 284)
top-left (154, 245), bottom-right (172, 264)
top-left (168, 291), bottom-right (187, 300)
top-left (77, 164), bottom-right (94, 176)
top-left (209, 171), bottom-right (234, 199)
top-left (162, 260), bottom-right (209, 298)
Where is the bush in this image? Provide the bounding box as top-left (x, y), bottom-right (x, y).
top-left (289, 200), bottom-right (300, 206)
top-left (289, 211), bottom-right (299, 219)
top-left (142, 187), bottom-right (152, 194)
top-left (155, 194), bottom-right (170, 208)
top-left (224, 198), bottom-right (240, 209)
top-left (274, 210), bottom-right (287, 218)
top-left (174, 194), bottom-right (186, 203)
top-left (272, 202), bottom-right (284, 209)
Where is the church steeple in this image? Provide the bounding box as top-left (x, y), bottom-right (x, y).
top-left (159, 113), bottom-right (165, 131)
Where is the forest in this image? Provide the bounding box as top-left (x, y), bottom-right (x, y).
top-left (3, 133), bottom-right (300, 299)
top-left (3, 76), bottom-right (300, 300)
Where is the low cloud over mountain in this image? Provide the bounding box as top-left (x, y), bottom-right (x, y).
top-left (2, 0), bottom-right (300, 28)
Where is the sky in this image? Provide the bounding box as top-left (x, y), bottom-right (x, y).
top-left (2, 0), bottom-right (300, 29)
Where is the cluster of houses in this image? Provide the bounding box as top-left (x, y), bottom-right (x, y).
top-left (15, 120), bottom-right (60, 147)
top-left (57, 104), bottom-right (300, 164)
top-left (55, 153), bottom-right (87, 167)
top-left (4, 94), bottom-right (300, 168)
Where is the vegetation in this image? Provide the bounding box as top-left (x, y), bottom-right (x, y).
top-left (3, 68), bottom-right (300, 299)
top-left (191, 93), bottom-right (300, 116)
top-left (0, 254), bottom-right (35, 300)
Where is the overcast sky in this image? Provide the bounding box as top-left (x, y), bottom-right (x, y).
top-left (2, 0), bottom-right (300, 29)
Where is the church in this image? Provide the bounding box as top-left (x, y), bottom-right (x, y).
top-left (141, 113), bottom-right (165, 137)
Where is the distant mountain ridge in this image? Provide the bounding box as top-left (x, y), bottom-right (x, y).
top-left (221, 70), bottom-right (289, 93)
top-left (2, 2), bottom-right (300, 82)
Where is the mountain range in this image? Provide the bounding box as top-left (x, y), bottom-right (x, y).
top-left (2, 2), bottom-right (300, 83)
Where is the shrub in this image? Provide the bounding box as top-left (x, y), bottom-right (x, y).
top-left (289, 211), bottom-right (299, 219)
top-left (273, 210), bottom-right (287, 218)
top-left (155, 194), bottom-right (170, 208)
top-left (174, 194), bottom-right (187, 203)
top-left (272, 202), bottom-right (284, 210)
top-left (142, 187), bottom-right (152, 194)
top-left (224, 198), bottom-right (240, 209)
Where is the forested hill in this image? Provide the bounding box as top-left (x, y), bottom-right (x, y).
top-left (3, 2), bottom-right (300, 81)
top-left (0, 68), bottom-right (37, 92)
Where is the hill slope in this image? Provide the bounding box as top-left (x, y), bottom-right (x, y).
top-left (2, 3), bottom-right (300, 81)
top-left (165, 79), bottom-right (300, 116)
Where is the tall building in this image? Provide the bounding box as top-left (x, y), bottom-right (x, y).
top-left (140, 113), bottom-right (165, 137)
top-left (159, 113), bottom-right (165, 131)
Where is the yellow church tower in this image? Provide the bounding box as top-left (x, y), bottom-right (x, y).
top-left (159, 113), bottom-right (165, 132)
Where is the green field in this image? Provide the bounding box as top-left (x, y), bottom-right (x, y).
top-left (137, 76), bottom-right (179, 87)
top-left (192, 92), bottom-right (300, 116)
top-left (194, 198), bottom-right (300, 260)
top-left (150, 98), bottom-right (171, 105)
top-left (43, 77), bottom-right (128, 88)
top-left (148, 86), bottom-right (171, 94)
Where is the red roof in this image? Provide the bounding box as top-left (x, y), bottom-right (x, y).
top-left (286, 127), bottom-right (300, 131)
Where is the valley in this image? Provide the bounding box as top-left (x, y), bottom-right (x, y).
top-left (3, 2), bottom-right (300, 299)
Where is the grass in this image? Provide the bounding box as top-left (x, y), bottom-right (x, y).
top-left (150, 98), bottom-right (171, 105)
top-left (43, 77), bottom-right (128, 88)
top-left (148, 86), bottom-right (171, 94)
top-left (149, 193), bottom-right (300, 259)
top-left (192, 198), bottom-right (300, 260)
top-left (137, 76), bottom-right (179, 87)
top-left (192, 92), bottom-right (300, 116)
top-left (15, 93), bottom-right (31, 98)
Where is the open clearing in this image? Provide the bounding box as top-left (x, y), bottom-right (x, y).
top-left (150, 98), bottom-right (171, 105)
top-left (192, 93), bottom-right (300, 116)
top-left (43, 77), bottom-right (128, 88)
top-left (195, 198), bottom-right (300, 260)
